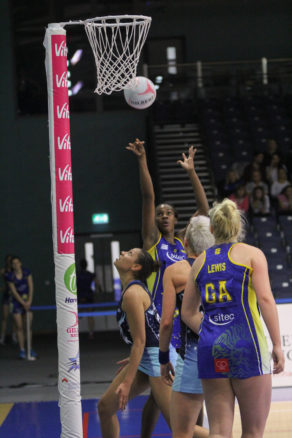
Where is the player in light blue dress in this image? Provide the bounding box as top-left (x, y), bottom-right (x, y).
top-left (159, 216), bottom-right (214, 438)
top-left (98, 248), bottom-right (174, 438)
top-left (182, 199), bottom-right (285, 438)
top-left (127, 138), bottom-right (209, 437)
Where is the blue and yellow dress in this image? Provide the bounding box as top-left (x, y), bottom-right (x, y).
top-left (147, 234), bottom-right (186, 348)
top-left (195, 243), bottom-right (271, 379)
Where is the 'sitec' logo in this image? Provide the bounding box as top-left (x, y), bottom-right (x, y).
top-left (55, 41), bottom-right (67, 57)
top-left (64, 263), bottom-right (77, 295)
top-left (209, 313), bottom-right (235, 326)
top-left (214, 358), bottom-right (229, 373)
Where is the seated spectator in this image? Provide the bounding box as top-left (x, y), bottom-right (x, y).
top-left (270, 167), bottom-right (291, 198)
top-left (265, 153), bottom-right (286, 185)
top-left (229, 184), bottom-right (249, 213)
top-left (246, 169), bottom-right (268, 196)
top-left (243, 152), bottom-right (265, 182)
top-left (277, 185), bottom-right (292, 213)
top-left (249, 186), bottom-right (271, 216)
top-left (221, 169), bottom-right (241, 197)
top-left (263, 138), bottom-right (279, 167)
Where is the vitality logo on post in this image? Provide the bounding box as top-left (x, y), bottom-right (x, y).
top-left (64, 263), bottom-right (77, 295)
top-left (55, 40), bottom-right (67, 57)
top-left (57, 134), bottom-right (71, 150)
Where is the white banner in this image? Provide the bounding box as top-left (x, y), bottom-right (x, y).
top-left (264, 303), bottom-right (292, 387)
top-left (44, 24), bottom-right (82, 437)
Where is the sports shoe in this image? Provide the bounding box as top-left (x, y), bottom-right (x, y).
top-left (30, 349), bottom-right (38, 358)
top-left (19, 349), bottom-right (26, 359)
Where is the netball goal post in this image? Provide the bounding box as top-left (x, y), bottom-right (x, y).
top-left (43, 15), bottom-right (151, 438)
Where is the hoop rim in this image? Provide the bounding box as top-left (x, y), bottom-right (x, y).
top-left (49, 15), bottom-right (151, 29)
top-left (85, 15), bottom-right (152, 28)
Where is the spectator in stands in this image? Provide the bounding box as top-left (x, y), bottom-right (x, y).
top-left (270, 168), bottom-right (291, 199)
top-left (277, 185), bottom-right (292, 213)
top-left (221, 169), bottom-right (241, 197)
top-left (229, 184), bottom-right (249, 214)
top-left (265, 153), bottom-right (286, 185)
top-left (243, 152), bottom-right (265, 183)
top-left (246, 169), bottom-right (268, 196)
top-left (263, 138), bottom-right (279, 167)
top-left (249, 187), bottom-right (271, 216)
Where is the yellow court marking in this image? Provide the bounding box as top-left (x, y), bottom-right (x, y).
top-left (232, 401), bottom-right (292, 438)
top-left (0, 403), bottom-right (13, 426)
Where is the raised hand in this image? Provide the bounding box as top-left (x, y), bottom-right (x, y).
top-left (177, 145), bottom-right (197, 172)
top-left (126, 138), bottom-right (146, 159)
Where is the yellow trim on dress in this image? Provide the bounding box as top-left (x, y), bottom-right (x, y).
top-left (194, 251), bottom-right (206, 281)
top-left (147, 233), bottom-right (162, 254)
top-left (228, 243), bottom-right (253, 272)
top-left (241, 268), bottom-right (262, 374)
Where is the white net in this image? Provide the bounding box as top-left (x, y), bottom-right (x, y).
top-left (84, 15), bottom-right (152, 95)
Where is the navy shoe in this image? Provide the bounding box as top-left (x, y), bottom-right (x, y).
top-left (30, 349), bottom-right (38, 358)
top-left (19, 349), bottom-right (26, 359)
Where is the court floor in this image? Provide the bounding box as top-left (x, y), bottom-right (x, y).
top-left (0, 332), bottom-right (291, 437)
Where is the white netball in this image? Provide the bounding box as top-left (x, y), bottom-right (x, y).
top-left (124, 76), bottom-right (156, 110)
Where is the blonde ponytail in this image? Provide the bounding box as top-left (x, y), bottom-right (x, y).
top-left (209, 199), bottom-right (245, 243)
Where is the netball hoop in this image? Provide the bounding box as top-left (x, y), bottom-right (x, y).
top-left (43, 15), bottom-right (151, 438)
top-left (84, 15), bottom-right (152, 95)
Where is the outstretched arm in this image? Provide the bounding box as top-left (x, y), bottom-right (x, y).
top-left (159, 265), bottom-right (177, 385)
top-left (115, 287), bottom-right (146, 410)
top-left (126, 138), bottom-right (159, 249)
top-left (251, 248), bottom-right (285, 374)
top-left (177, 146), bottom-right (209, 239)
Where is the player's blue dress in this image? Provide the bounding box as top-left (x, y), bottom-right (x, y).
top-left (116, 280), bottom-right (161, 377)
top-left (172, 258), bottom-right (203, 394)
top-left (7, 268), bottom-right (31, 314)
top-left (147, 234), bottom-right (186, 348)
top-left (195, 243), bottom-right (271, 379)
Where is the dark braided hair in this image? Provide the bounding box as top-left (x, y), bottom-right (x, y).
top-left (135, 249), bottom-right (161, 285)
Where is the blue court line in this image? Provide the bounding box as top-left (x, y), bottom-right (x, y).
top-left (31, 302), bottom-right (117, 311)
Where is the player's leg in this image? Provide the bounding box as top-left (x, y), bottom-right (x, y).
top-left (202, 378), bottom-right (235, 438)
top-left (171, 349), bottom-right (207, 438)
top-left (13, 311), bottom-right (25, 352)
top-left (149, 375), bottom-right (172, 428)
top-left (171, 391), bottom-right (207, 438)
top-left (231, 374), bottom-right (272, 438)
top-left (98, 366), bottom-right (149, 438)
top-left (140, 393), bottom-right (161, 438)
